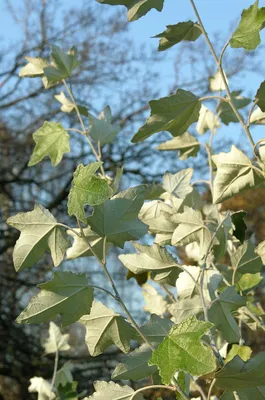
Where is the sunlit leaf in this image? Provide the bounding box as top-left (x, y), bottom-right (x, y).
top-left (196, 105), bottom-right (220, 134)
top-left (66, 227), bottom-right (107, 260)
top-left (42, 322), bottom-right (70, 354)
top-left (142, 283), bottom-right (168, 316)
top-left (28, 377), bottom-right (55, 400)
top-left (163, 168), bottom-right (193, 199)
top-left (157, 132), bottom-right (200, 160)
top-left (209, 70), bottom-right (228, 92)
top-left (19, 56), bottom-right (49, 77)
top-left (84, 381), bottom-right (144, 400)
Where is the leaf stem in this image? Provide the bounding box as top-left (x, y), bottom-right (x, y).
top-left (50, 348), bottom-right (59, 396)
top-left (57, 223), bottom-right (81, 237)
top-left (247, 99), bottom-right (258, 127)
top-left (129, 384), bottom-right (177, 400)
top-left (207, 378), bottom-right (216, 400)
top-left (160, 283), bottom-right (176, 303)
top-left (199, 95), bottom-right (227, 102)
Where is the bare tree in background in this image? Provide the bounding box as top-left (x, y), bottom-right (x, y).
top-left (0, 1), bottom-right (263, 398)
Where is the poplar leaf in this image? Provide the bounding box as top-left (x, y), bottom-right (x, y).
top-left (226, 345), bottom-right (252, 363)
top-left (68, 163), bottom-right (112, 223)
top-left (28, 377), bottom-right (55, 400)
top-left (139, 200), bottom-right (176, 234)
top-left (112, 343), bottom-right (157, 381)
top-left (230, 0), bottom-right (265, 50)
top-left (7, 204), bottom-right (70, 271)
top-left (28, 122), bottom-right (70, 166)
top-left (136, 314), bottom-right (173, 344)
top-left (96, 0), bottom-right (164, 22)
top-left (16, 271), bottom-right (94, 326)
top-left (217, 91), bottom-right (251, 125)
top-left (88, 106), bottom-right (120, 145)
top-left (85, 381), bottom-right (144, 400)
top-left (132, 89), bottom-right (201, 143)
top-left (19, 56), bottom-right (48, 77)
top-left (168, 296), bottom-right (203, 324)
top-left (42, 322), bottom-right (70, 354)
top-left (87, 186), bottom-right (148, 248)
top-left (157, 132), bottom-right (200, 160)
top-left (196, 105), bottom-right (220, 134)
top-left (231, 241), bottom-right (262, 276)
top-left (250, 106), bottom-right (265, 124)
top-left (56, 381), bottom-right (78, 400)
top-left (55, 362), bottom-right (73, 388)
top-left (255, 81), bottom-right (265, 111)
top-left (209, 70), bottom-right (228, 92)
top-left (43, 45), bottom-right (80, 83)
top-left (163, 168), bottom-right (193, 198)
top-left (54, 92), bottom-right (75, 113)
top-left (66, 227), bottom-right (107, 260)
top-left (154, 21), bottom-right (201, 51)
top-left (80, 301), bottom-right (135, 356)
top-left (212, 145), bottom-right (264, 204)
top-left (142, 283), bottom-right (168, 315)
top-left (149, 316), bottom-right (216, 384)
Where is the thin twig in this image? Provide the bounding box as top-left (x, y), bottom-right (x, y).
top-left (160, 284), bottom-right (176, 303)
top-left (129, 385), bottom-right (177, 400)
top-left (247, 99), bottom-right (258, 127)
top-left (207, 378), bottom-right (216, 400)
top-left (50, 348), bottom-right (59, 396)
top-left (199, 95), bottom-right (227, 102)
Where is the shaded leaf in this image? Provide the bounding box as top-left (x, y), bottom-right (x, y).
top-left (88, 106), bottom-right (120, 144)
top-left (44, 45), bottom-right (80, 83)
top-left (66, 227), bottom-right (107, 260)
top-left (56, 381), bottom-right (78, 400)
top-left (168, 296), bottom-right (203, 324)
top-left (16, 271), bottom-right (94, 326)
top-left (144, 182), bottom-right (165, 200)
top-left (255, 80), bottom-right (265, 112)
top-left (55, 362), bottom-right (73, 388)
top-left (136, 314), bottom-right (173, 344)
top-left (157, 131), bottom-right (200, 160)
top-left (154, 21), bottom-right (201, 51)
top-left (217, 91), bottom-right (251, 125)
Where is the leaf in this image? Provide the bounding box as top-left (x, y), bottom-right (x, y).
top-left (144, 182), bottom-right (164, 200)
top-left (255, 81), bottom-right (265, 111)
top-left (226, 345), bottom-right (252, 363)
top-left (250, 106), bottom-right (265, 124)
top-left (168, 296), bottom-right (203, 324)
top-left (196, 105), bottom-right (220, 134)
top-left (255, 239), bottom-right (265, 264)
top-left (16, 271), bottom-right (94, 326)
top-left (157, 132), bottom-right (200, 160)
top-left (171, 206), bottom-right (212, 258)
top-left (230, 0), bottom-right (265, 50)
top-left (19, 56), bottom-right (49, 77)
top-left (142, 283), bottom-right (168, 315)
top-left (231, 211), bottom-right (247, 244)
top-left (126, 270), bottom-right (148, 286)
top-left (215, 351), bottom-right (265, 390)
top-left (112, 343), bottom-right (157, 381)
top-left (231, 241), bottom-right (262, 277)
top-left (132, 89), bottom-right (201, 143)
top-left (28, 122), bottom-right (70, 166)
top-left (149, 316), bottom-right (216, 384)
top-left (79, 301), bottom-right (135, 356)
top-left (7, 204), bottom-right (70, 271)
top-left (139, 200), bottom-right (176, 234)
top-left (85, 381), bottom-right (144, 400)
top-left (111, 167), bottom-right (124, 195)
top-left (212, 145), bottom-right (264, 204)
top-left (56, 381), bottom-right (78, 400)
top-left (208, 286), bottom-right (245, 343)
top-left (237, 272), bottom-right (263, 293)
top-left (55, 362), bottom-right (73, 388)
top-left (163, 168), bottom-right (193, 198)
top-left (43, 45), bottom-right (80, 83)
top-left (209, 70), bottom-right (228, 92)
top-left (217, 91), bottom-right (251, 125)
top-left (88, 106), bottom-right (120, 145)
top-left (54, 92), bottom-right (75, 113)
top-left (136, 314), bottom-right (173, 344)
top-left (28, 377), bottom-right (55, 400)
top-left (154, 21), bottom-right (201, 51)
top-left (42, 322), bottom-right (70, 354)
top-left (96, 0), bottom-right (164, 22)
top-left (67, 163), bottom-right (112, 223)
top-left (87, 185), bottom-right (148, 248)
top-left (66, 227), bottom-right (107, 260)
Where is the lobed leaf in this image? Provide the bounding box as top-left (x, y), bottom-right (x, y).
top-left (154, 21), bottom-right (201, 51)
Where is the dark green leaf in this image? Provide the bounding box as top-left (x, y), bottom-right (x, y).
top-left (154, 21), bottom-right (202, 51)
top-left (44, 45), bottom-right (80, 83)
top-left (217, 91), bottom-right (251, 125)
top-left (255, 81), bottom-right (265, 111)
top-left (88, 106), bottom-right (120, 145)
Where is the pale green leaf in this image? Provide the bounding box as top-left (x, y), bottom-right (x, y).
top-left (149, 316), bottom-right (216, 384)
top-left (226, 345), bottom-right (252, 363)
top-left (139, 200), bottom-right (176, 234)
top-left (19, 56), bottom-right (49, 77)
top-left (68, 163), bottom-right (112, 223)
top-left (208, 286), bottom-right (245, 343)
top-left (54, 92), bottom-right (75, 113)
top-left (157, 131), bottom-right (200, 160)
top-left (28, 377), bottom-right (55, 400)
top-left (250, 106), bottom-right (265, 124)
top-left (196, 105), bottom-right (220, 134)
top-left (42, 322), bottom-right (70, 354)
top-left (212, 145), bottom-right (264, 204)
top-left (87, 185), bottom-right (148, 248)
top-left (16, 271), bottom-right (94, 326)
top-left (230, 0), bottom-right (265, 50)
top-left (163, 168), bottom-right (193, 199)
top-left (209, 70), bottom-right (228, 92)
top-left (7, 204), bottom-right (70, 271)
top-left (112, 343), bottom-right (156, 381)
top-left (28, 122), bottom-right (70, 166)
top-left (132, 89), bottom-right (201, 143)
top-left (88, 106), bottom-right (120, 145)
top-left (66, 227), bottom-right (107, 260)
top-left (80, 301), bottom-right (135, 356)
top-left (154, 21), bottom-right (201, 51)
top-left (96, 0), bottom-right (164, 22)
top-left (168, 296), bottom-right (203, 324)
top-left (55, 362), bottom-right (73, 388)
top-left (84, 381), bottom-right (144, 400)
top-left (142, 283), bottom-right (168, 316)
top-left (255, 239), bottom-right (265, 264)
top-left (136, 314), bottom-right (173, 344)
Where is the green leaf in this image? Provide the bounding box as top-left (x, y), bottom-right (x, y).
top-left (157, 132), bottom-right (200, 160)
top-left (16, 271), bottom-right (94, 326)
top-left (255, 81), bottom-right (265, 112)
top-left (168, 296), bottom-right (203, 324)
top-left (66, 227), bottom-right (107, 260)
top-left (19, 56), bottom-right (49, 77)
top-left (132, 89), bottom-right (201, 143)
top-left (256, 239), bottom-right (265, 264)
top-left (56, 381), bottom-right (78, 400)
top-left (55, 362), bottom-right (73, 388)
top-left (208, 286), bottom-right (245, 342)
top-left (171, 206), bottom-right (212, 258)
top-left (230, 0), bottom-right (265, 50)
top-left (217, 91), bottom-right (251, 125)
top-left (88, 106), bottom-right (120, 145)
top-left (67, 163), bottom-right (112, 223)
top-left (163, 168), bottom-right (193, 198)
top-left (139, 200), bottom-right (176, 234)
top-left (96, 0), bottom-right (164, 22)
top-left (149, 316), bottom-right (216, 384)
top-left (154, 21), bottom-right (201, 51)
top-left (43, 45), bottom-right (80, 83)
top-left (136, 314), bottom-right (173, 344)
top-left (42, 322), bottom-right (70, 354)
top-left (231, 241), bottom-right (262, 277)
top-left (87, 185), bottom-right (148, 248)
top-left (226, 345), bottom-right (252, 363)
top-left (28, 377), bottom-right (55, 400)
top-left (196, 105), bottom-right (220, 134)
top-left (28, 122), bottom-right (70, 166)
top-left (215, 351), bottom-right (265, 390)
top-left (85, 381), bottom-right (144, 400)
top-left (111, 167), bottom-right (124, 194)
top-left (80, 301), bottom-right (135, 356)
top-left (237, 272), bottom-right (263, 293)
top-left (7, 204), bottom-right (70, 271)
top-left (144, 182), bottom-right (165, 200)
top-left (142, 283), bottom-right (168, 316)
top-left (212, 145), bottom-right (264, 204)
top-left (112, 343), bottom-right (157, 381)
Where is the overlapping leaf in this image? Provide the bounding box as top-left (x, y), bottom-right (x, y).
top-left (163, 168), bottom-right (193, 198)
top-left (28, 377), bottom-right (55, 400)
top-left (55, 362), bottom-right (73, 388)
top-left (139, 200), bottom-right (176, 234)
top-left (28, 122), bottom-right (70, 166)
top-left (196, 105), bottom-right (220, 134)
top-left (135, 314), bottom-right (173, 344)
top-left (43, 45), bottom-right (80, 84)
top-left (66, 227), bottom-right (107, 260)
top-left (7, 204), bottom-right (70, 271)
top-left (157, 131), bottom-right (200, 160)
top-left (42, 322), bottom-right (70, 354)
top-left (88, 106), bottom-right (120, 144)
top-left (255, 80), bottom-right (265, 111)
top-left (85, 381), bottom-right (144, 400)
top-left (19, 56), bottom-right (49, 77)
top-left (212, 145), bottom-right (264, 204)
top-left (168, 296), bottom-right (203, 324)
top-left (87, 185), bottom-right (148, 248)
top-left (132, 89), bottom-right (201, 143)
top-left (80, 301), bottom-right (135, 356)
top-left (16, 271), bottom-right (94, 326)
top-left (142, 283), bottom-right (168, 315)
top-left (217, 91), bottom-right (251, 125)
top-left (154, 21), bottom-right (201, 51)
top-left (149, 316), bottom-right (216, 384)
